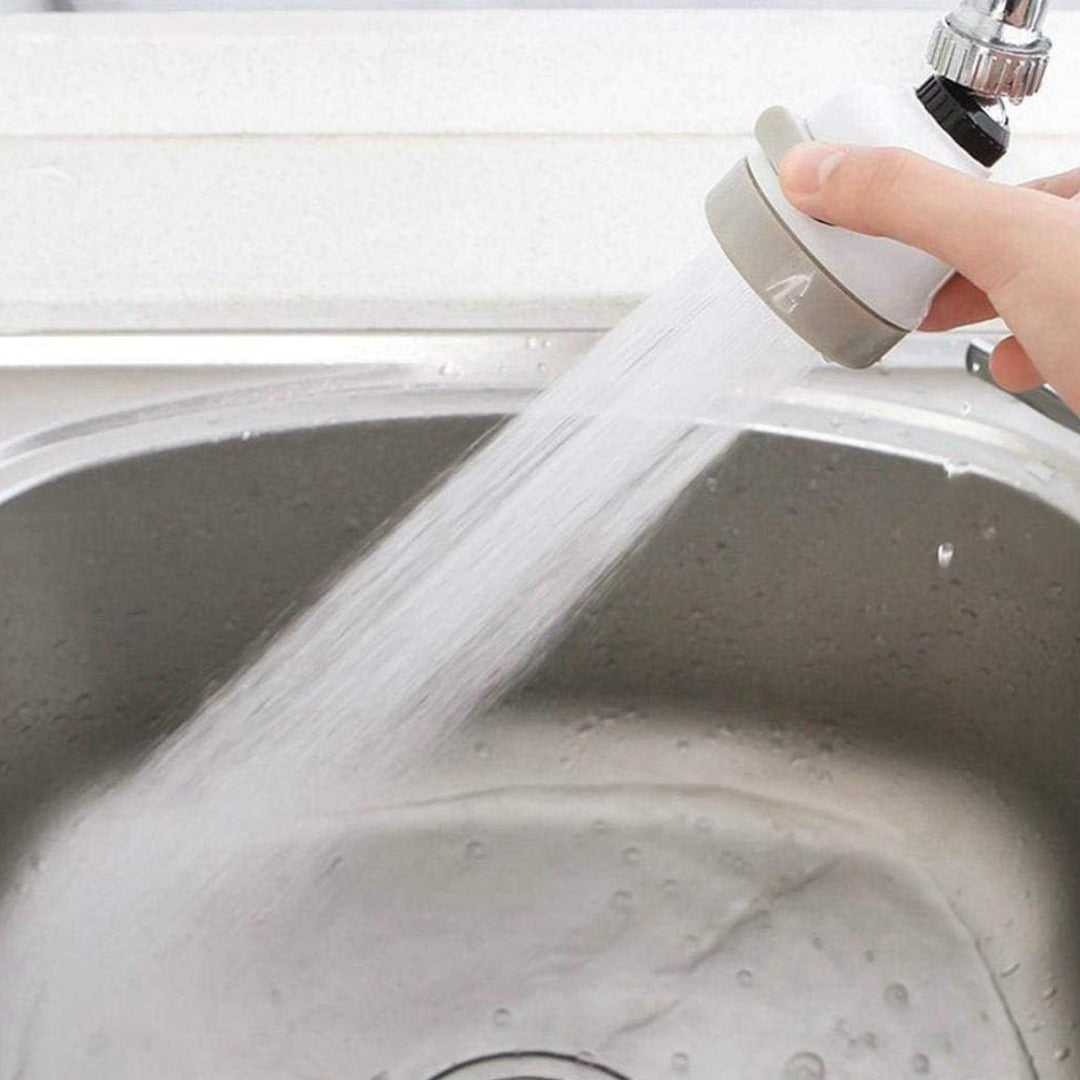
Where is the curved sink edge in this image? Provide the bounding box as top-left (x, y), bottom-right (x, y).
top-left (0, 364), bottom-right (1078, 527)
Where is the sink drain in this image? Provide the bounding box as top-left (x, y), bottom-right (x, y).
top-left (428, 1053), bottom-right (632, 1080)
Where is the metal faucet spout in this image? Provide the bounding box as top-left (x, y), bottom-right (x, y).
top-left (928, 0), bottom-right (1053, 101)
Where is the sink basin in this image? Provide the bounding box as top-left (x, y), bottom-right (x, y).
top-left (0, 335), bottom-right (1077, 1079)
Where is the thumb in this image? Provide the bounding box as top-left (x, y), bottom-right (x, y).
top-left (778, 142), bottom-right (1064, 299)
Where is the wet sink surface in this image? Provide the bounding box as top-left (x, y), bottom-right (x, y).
top-left (0, 357), bottom-right (1077, 1078)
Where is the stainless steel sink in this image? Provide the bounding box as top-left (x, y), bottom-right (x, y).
top-left (0, 333), bottom-right (1077, 1079)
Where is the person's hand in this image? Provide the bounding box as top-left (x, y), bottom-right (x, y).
top-left (778, 143), bottom-right (1080, 414)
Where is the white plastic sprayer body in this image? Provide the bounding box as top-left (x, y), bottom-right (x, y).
top-left (706, 82), bottom-right (997, 369)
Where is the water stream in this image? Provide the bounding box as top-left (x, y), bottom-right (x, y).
top-left (153, 247), bottom-right (812, 797)
top-left (0, 246), bottom-right (825, 1077)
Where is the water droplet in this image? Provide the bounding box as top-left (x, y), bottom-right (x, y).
top-left (611, 889), bottom-right (633, 910)
top-left (783, 1051), bottom-right (825, 1080)
top-left (943, 459), bottom-right (971, 480)
top-left (911, 1052), bottom-right (931, 1074)
top-left (438, 360), bottom-right (460, 377)
top-left (671, 1052), bottom-right (690, 1072)
top-left (1000, 961), bottom-right (1020, 978)
top-left (1043, 984), bottom-right (1059, 1001)
top-left (466, 840), bottom-right (485, 859)
top-left (623, 845), bottom-right (642, 864)
top-left (240, 429), bottom-right (253, 441)
top-left (981, 524), bottom-right (998, 541)
top-left (492, 1007), bottom-right (511, 1027)
top-left (936, 542), bottom-right (954, 569)
top-left (736, 968), bottom-right (754, 988)
top-left (474, 740), bottom-right (490, 759)
top-left (960, 401), bottom-right (972, 416)
top-left (1046, 583), bottom-right (1064, 600)
top-left (1024, 459), bottom-right (1058, 484)
top-left (592, 818), bottom-right (610, 833)
top-left (370, 1072), bottom-right (390, 1080)
top-left (662, 878), bottom-right (679, 894)
top-left (885, 982), bottom-right (910, 1008)
top-left (705, 476), bottom-right (720, 492)
top-left (1056, 1048), bottom-right (1071, 1062)
top-left (527, 337), bottom-right (540, 350)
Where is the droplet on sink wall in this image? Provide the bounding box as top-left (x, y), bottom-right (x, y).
top-left (911, 1052), bottom-right (931, 1074)
top-left (622, 845), bottom-right (642, 864)
top-left (783, 1051), bottom-right (825, 1080)
top-left (884, 982), bottom-right (910, 1008)
top-left (671, 1052), bottom-right (690, 1072)
top-left (465, 840), bottom-right (485, 860)
top-left (492, 1007), bottom-right (511, 1027)
top-left (736, 968), bottom-right (754, 988)
top-left (936, 542), bottom-right (955, 569)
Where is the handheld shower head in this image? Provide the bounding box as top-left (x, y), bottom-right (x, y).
top-left (704, 3), bottom-right (1054, 369)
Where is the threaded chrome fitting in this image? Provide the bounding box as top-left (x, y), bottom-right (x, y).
top-left (928, 0), bottom-right (1051, 101)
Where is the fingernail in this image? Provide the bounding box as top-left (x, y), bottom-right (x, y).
top-left (779, 143), bottom-right (847, 195)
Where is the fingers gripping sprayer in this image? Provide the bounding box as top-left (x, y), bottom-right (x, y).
top-left (707, 0), bottom-right (1053, 369)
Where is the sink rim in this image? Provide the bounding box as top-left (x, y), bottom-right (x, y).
top-left (0, 333), bottom-right (1078, 530)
